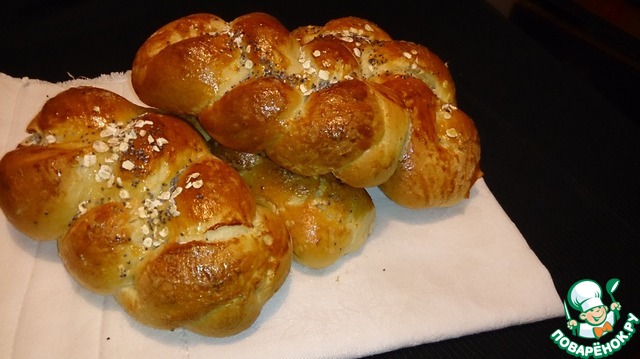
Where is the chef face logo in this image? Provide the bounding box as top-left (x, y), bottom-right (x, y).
top-left (549, 278), bottom-right (639, 358)
top-left (565, 279), bottom-right (622, 340)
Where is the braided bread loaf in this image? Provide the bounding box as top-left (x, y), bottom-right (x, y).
top-left (132, 12), bottom-right (482, 208)
top-left (210, 142), bottom-right (376, 269)
top-left (0, 87), bottom-right (291, 337)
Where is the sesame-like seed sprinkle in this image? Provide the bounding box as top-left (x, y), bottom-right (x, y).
top-left (78, 201), bottom-right (89, 215)
top-left (82, 154), bottom-right (97, 167)
top-left (124, 129), bottom-right (137, 140)
top-left (107, 175), bottom-right (116, 188)
top-left (318, 70), bottom-right (330, 81)
top-left (364, 24), bottom-right (374, 32)
top-left (45, 134), bottom-right (57, 144)
top-left (96, 165), bottom-right (112, 181)
top-left (155, 138), bottom-right (168, 147)
top-left (403, 52), bottom-right (412, 59)
top-left (135, 120), bottom-right (153, 128)
top-left (312, 50), bottom-right (321, 57)
top-left (353, 48), bottom-right (361, 57)
top-left (119, 189), bottom-right (130, 199)
top-left (185, 173), bottom-right (202, 189)
top-left (93, 141), bottom-right (109, 153)
top-left (442, 103), bottom-right (458, 112)
top-left (133, 182), bottom-right (185, 249)
top-left (233, 34), bottom-right (243, 46)
top-left (446, 128), bottom-right (459, 138)
top-left (137, 207), bottom-right (148, 219)
top-left (142, 237), bottom-right (153, 248)
top-left (157, 191), bottom-right (171, 201)
top-left (100, 125), bottom-right (117, 138)
top-left (146, 198), bottom-right (162, 209)
top-left (107, 137), bottom-right (120, 145)
top-left (170, 187), bottom-right (183, 199)
top-left (244, 59), bottom-right (254, 69)
top-left (122, 160), bottom-right (135, 170)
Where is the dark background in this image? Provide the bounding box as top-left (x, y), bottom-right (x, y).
top-left (1, 1), bottom-right (639, 358)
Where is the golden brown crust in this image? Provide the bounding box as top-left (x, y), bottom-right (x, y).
top-left (376, 76), bottom-right (482, 208)
top-left (58, 201), bottom-right (141, 294)
top-left (0, 145), bottom-right (87, 240)
top-left (132, 12), bottom-right (482, 208)
top-left (115, 205), bottom-right (291, 337)
top-left (212, 144), bottom-right (376, 269)
top-left (265, 79), bottom-right (409, 186)
top-left (131, 13), bottom-right (231, 115)
top-left (199, 77), bottom-right (303, 153)
top-left (0, 87), bottom-right (291, 337)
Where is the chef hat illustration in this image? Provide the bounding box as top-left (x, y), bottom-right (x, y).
top-left (568, 279), bottom-right (604, 312)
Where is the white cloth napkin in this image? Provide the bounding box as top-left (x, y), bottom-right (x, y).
top-left (0, 72), bottom-right (563, 359)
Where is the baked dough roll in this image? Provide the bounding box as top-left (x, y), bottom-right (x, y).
top-left (0, 87), bottom-right (291, 337)
top-left (132, 12), bottom-right (482, 208)
top-left (211, 143), bottom-right (376, 269)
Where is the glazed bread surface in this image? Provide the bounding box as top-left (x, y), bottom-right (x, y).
top-left (211, 143), bottom-right (376, 269)
top-left (0, 87), bottom-right (291, 337)
top-left (132, 12), bottom-right (482, 208)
